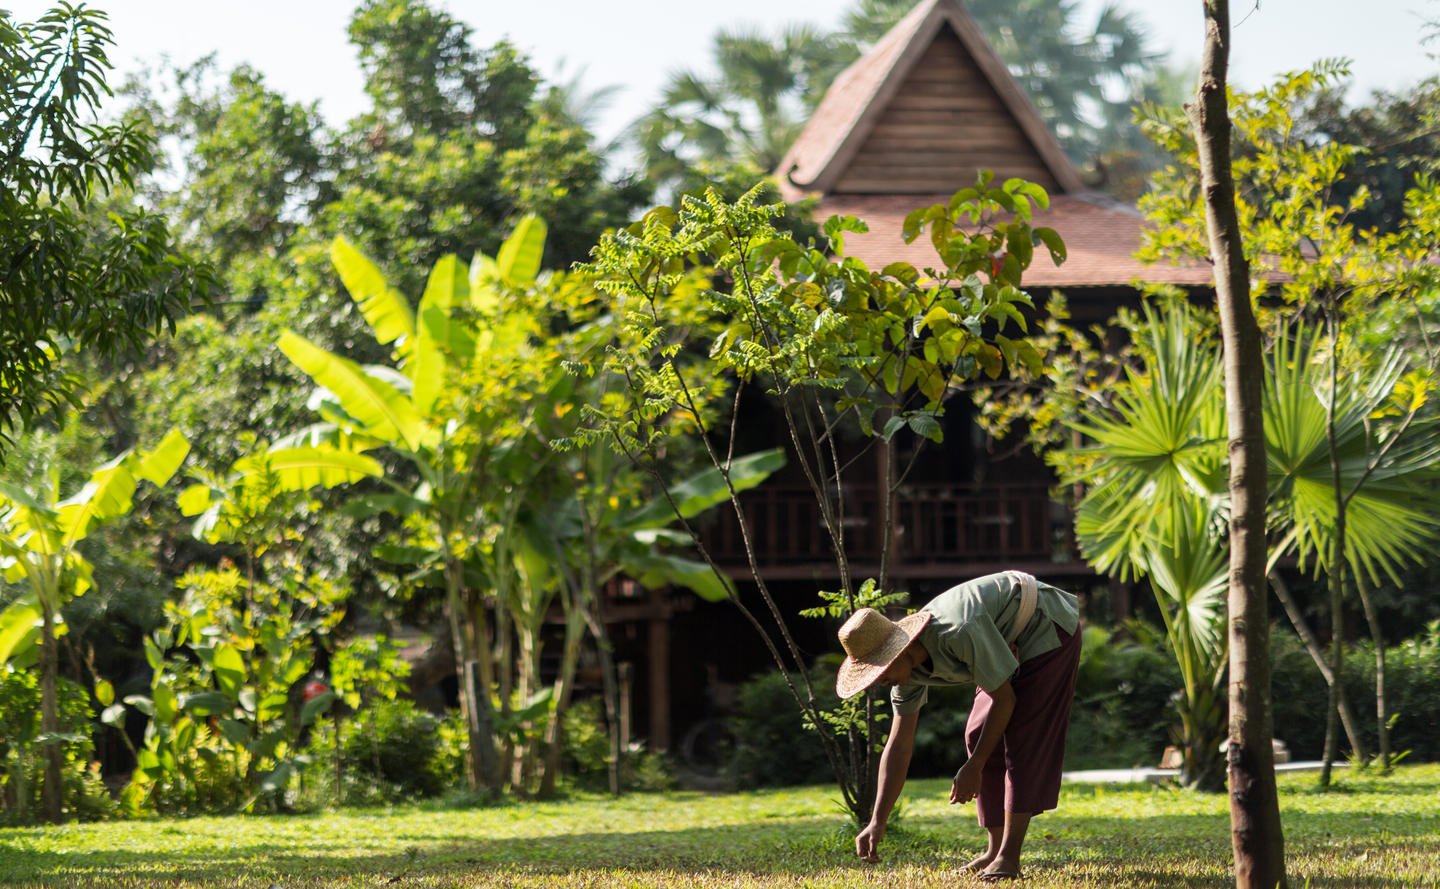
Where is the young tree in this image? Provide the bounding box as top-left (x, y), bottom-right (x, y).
top-left (570, 178), bottom-right (1060, 823)
top-left (1187, 2), bottom-right (1286, 884)
top-left (0, 6), bottom-right (213, 443)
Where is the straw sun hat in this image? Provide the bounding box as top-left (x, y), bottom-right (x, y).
top-left (835, 607), bottom-right (933, 699)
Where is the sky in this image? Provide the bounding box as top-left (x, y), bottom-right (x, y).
top-left (5, 0), bottom-right (1438, 148)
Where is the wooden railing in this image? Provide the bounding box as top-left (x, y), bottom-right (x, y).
top-left (699, 481), bottom-right (1068, 573)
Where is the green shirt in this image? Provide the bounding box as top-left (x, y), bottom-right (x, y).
top-left (891, 572), bottom-right (1080, 713)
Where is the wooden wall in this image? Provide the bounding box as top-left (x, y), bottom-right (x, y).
top-left (833, 25), bottom-right (1060, 194)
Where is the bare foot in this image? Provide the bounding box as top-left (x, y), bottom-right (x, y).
top-left (963, 852), bottom-right (996, 872)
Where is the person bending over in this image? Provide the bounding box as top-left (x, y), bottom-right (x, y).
top-left (835, 571), bottom-right (1082, 882)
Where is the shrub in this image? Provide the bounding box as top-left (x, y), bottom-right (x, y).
top-left (1064, 622), bottom-right (1180, 770)
top-left (562, 697), bottom-right (674, 793)
top-left (301, 698), bottom-right (459, 806)
top-left (0, 671), bottom-right (116, 824)
top-left (1265, 621), bottom-right (1440, 763)
top-left (726, 670), bottom-right (833, 788)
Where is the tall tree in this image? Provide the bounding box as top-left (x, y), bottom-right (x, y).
top-left (634, 24), bottom-right (854, 199)
top-left (0, 6), bottom-right (212, 444)
top-left (1187, 1), bottom-right (1286, 885)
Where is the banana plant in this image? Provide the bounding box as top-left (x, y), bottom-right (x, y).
top-left (0, 429), bottom-right (189, 821)
top-left (280, 216), bottom-right (778, 796)
top-left (272, 217), bottom-right (596, 795)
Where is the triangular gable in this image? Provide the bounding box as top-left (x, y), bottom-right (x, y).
top-left (777, 0), bottom-right (1083, 199)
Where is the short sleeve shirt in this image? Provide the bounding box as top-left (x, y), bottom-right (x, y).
top-left (890, 572), bottom-right (1080, 714)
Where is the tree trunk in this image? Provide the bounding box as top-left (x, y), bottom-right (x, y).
top-left (537, 603), bottom-right (585, 797)
top-left (1355, 571), bottom-right (1389, 770)
top-left (445, 559), bottom-right (501, 795)
top-left (1188, 2), bottom-right (1287, 885)
top-left (1268, 571), bottom-right (1366, 758)
top-left (1320, 307), bottom-right (1347, 790)
top-left (40, 600), bottom-right (63, 823)
top-left (578, 590), bottom-right (624, 795)
top-left (1319, 548), bottom-right (1346, 787)
top-left (495, 595), bottom-right (514, 789)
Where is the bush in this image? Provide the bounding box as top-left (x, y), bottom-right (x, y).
top-left (562, 697), bottom-right (674, 793)
top-left (301, 698), bottom-right (460, 806)
top-left (0, 670), bottom-right (116, 824)
top-left (1064, 622), bottom-right (1180, 770)
top-left (726, 669), bottom-right (833, 787)
top-left (1272, 620), bottom-right (1440, 763)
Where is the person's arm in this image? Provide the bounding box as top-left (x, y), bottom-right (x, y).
top-left (856, 709), bottom-right (919, 862)
top-left (950, 679), bottom-right (1015, 805)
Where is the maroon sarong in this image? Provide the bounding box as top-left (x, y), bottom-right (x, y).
top-left (964, 622), bottom-right (1082, 827)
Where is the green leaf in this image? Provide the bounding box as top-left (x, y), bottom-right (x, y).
top-left (176, 484), bottom-right (212, 517)
top-left (1034, 227), bottom-right (1067, 264)
top-left (231, 446), bottom-right (383, 493)
top-left (143, 636), bottom-right (163, 671)
top-left (882, 261), bottom-right (920, 285)
top-left (908, 414), bottom-right (944, 443)
top-left (622, 448), bottom-right (786, 528)
top-left (630, 554), bottom-right (733, 602)
top-left (279, 331), bottom-right (434, 451)
top-left (154, 684), bottom-right (178, 725)
top-left (415, 255), bottom-right (475, 389)
top-left (100, 703), bottom-right (126, 728)
top-left (135, 429), bottom-right (190, 487)
top-left (901, 207), bottom-right (929, 244)
top-left (331, 237), bottom-right (415, 350)
top-left (95, 679), bottom-right (115, 707)
top-left (180, 692), bottom-right (233, 717)
top-left (137, 747), bottom-right (162, 778)
top-left (0, 596), bottom-right (41, 666)
top-left (57, 456), bottom-right (137, 545)
top-left (300, 690), bottom-right (335, 727)
top-left (497, 215), bottom-right (547, 285)
top-left (123, 694), bottom-right (155, 717)
top-left (218, 718), bottom-right (250, 745)
top-left (375, 543), bottom-right (434, 565)
top-left (213, 643), bottom-right (245, 696)
top-left (258, 761), bottom-right (294, 793)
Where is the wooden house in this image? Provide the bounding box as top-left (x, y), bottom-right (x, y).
top-left (602, 0), bottom-right (1215, 757)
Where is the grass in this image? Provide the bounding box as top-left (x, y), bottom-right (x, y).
top-left (1, 764), bottom-right (1437, 888)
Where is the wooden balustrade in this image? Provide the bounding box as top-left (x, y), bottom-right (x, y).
top-left (698, 481), bottom-right (1067, 573)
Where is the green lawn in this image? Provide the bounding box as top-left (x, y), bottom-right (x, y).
top-left (2, 765), bottom-right (1437, 888)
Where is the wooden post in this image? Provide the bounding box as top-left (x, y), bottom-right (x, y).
top-left (646, 586), bottom-right (671, 751)
top-left (618, 662), bottom-right (633, 751)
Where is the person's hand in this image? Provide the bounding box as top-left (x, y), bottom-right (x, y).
top-left (950, 760), bottom-right (981, 805)
top-left (855, 820), bottom-right (885, 863)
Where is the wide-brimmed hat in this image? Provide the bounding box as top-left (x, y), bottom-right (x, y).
top-left (835, 607), bottom-right (933, 699)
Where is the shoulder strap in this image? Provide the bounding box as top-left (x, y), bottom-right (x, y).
top-left (1004, 570), bottom-right (1039, 646)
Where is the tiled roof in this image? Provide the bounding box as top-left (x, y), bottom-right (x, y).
top-left (814, 193), bottom-right (1215, 288)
